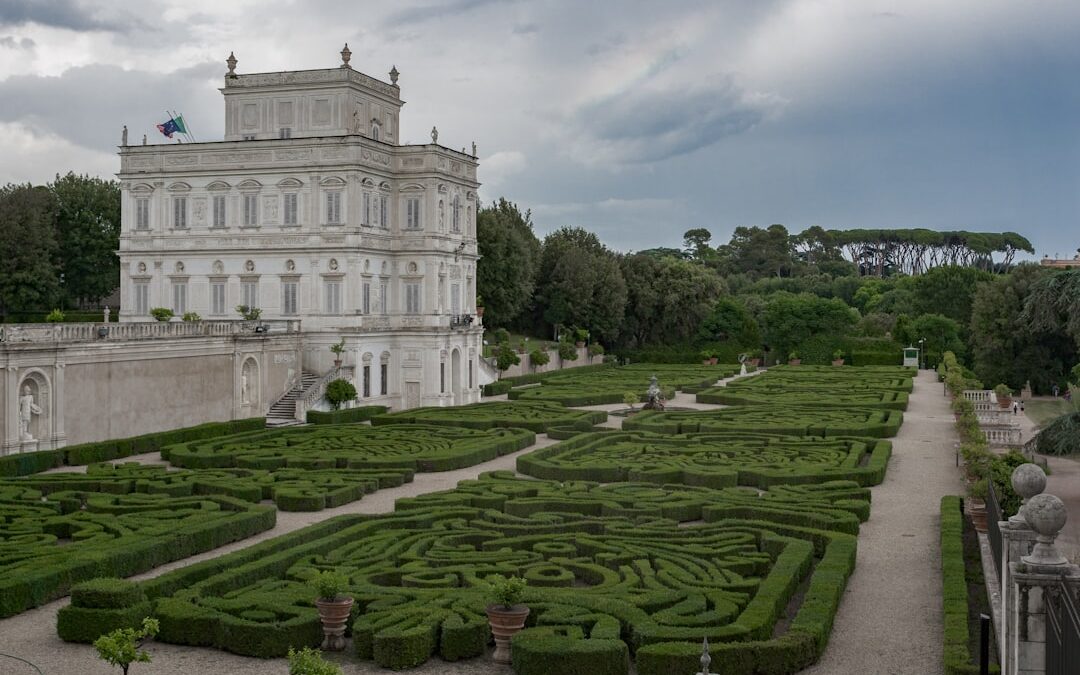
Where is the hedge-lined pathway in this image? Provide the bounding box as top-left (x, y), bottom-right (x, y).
top-left (0, 436), bottom-right (560, 675)
top-left (801, 369), bottom-right (962, 675)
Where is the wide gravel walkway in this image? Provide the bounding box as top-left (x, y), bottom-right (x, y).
top-left (801, 369), bottom-right (963, 675)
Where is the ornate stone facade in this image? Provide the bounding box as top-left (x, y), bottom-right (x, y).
top-left (116, 51), bottom-right (484, 411)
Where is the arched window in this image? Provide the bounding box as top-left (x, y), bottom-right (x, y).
top-left (371, 124), bottom-right (380, 141)
top-left (452, 195), bottom-right (460, 233)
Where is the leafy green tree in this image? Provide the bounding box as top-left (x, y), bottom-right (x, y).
top-left (697, 297), bottom-right (761, 346)
top-left (716, 224), bottom-right (794, 278)
top-left (910, 265), bottom-right (993, 326)
top-left (93, 617), bottom-right (159, 675)
top-left (534, 227), bottom-right (626, 343)
top-left (618, 254), bottom-right (725, 348)
top-left (1023, 269), bottom-right (1080, 349)
top-left (325, 379), bottom-right (357, 410)
top-left (901, 313), bottom-right (965, 367)
top-left (761, 292), bottom-right (858, 358)
top-left (50, 172), bottom-right (121, 306)
top-left (0, 184), bottom-right (61, 316)
top-left (476, 199), bottom-right (541, 330)
top-left (682, 228), bottom-right (716, 262)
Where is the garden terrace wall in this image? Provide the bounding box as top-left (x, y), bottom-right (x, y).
top-left (109, 472), bottom-right (863, 673)
top-left (482, 361), bottom-right (616, 396)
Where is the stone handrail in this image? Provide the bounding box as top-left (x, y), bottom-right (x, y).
top-left (974, 401), bottom-right (1000, 412)
top-left (294, 365), bottom-right (355, 421)
top-left (984, 424), bottom-right (1022, 447)
top-left (0, 320), bottom-right (301, 343)
top-left (977, 410), bottom-right (1005, 425)
top-left (964, 389), bottom-right (994, 402)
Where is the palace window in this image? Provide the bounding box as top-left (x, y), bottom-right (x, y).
top-left (171, 281), bottom-right (188, 315)
top-left (440, 362), bottom-right (445, 394)
top-left (379, 195), bottom-right (388, 228)
top-left (279, 127), bottom-right (292, 139)
top-left (324, 280), bottom-right (342, 314)
top-left (451, 283), bottom-right (460, 316)
top-left (212, 195), bottom-right (226, 228)
top-left (243, 194), bottom-right (258, 226)
top-left (380, 363), bottom-right (388, 395)
top-left (134, 281), bottom-right (149, 315)
top-left (173, 197), bottom-right (187, 229)
top-left (379, 281), bottom-right (388, 314)
top-left (211, 281), bottom-right (226, 315)
top-left (362, 282), bottom-right (371, 314)
top-left (363, 365), bottom-right (371, 397)
top-left (452, 195), bottom-right (460, 233)
top-left (283, 193), bottom-right (298, 226)
top-left (282, 281), bottom-right (298, 315)
top-left (326, 191), bottom-right (342, 225)
top-left (405, 197), bottom-right (421, 230)
top-left (242, 280), bottom-right (258, 309)
top-left (468, 359), bottom-right (473, 389)
top-left (136, 198), bottom-right (150, 230)
top-left (405, 282), bottom-right (420, 314)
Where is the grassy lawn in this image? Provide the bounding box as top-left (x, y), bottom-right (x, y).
top-left (1026, 398), bottom-right (1074, 428)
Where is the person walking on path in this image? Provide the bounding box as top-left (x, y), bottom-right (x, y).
top-left (1013, 401), bottom-right (1019, 415)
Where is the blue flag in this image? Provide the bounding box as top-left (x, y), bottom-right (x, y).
top-left (156, 118), bottom-right (180, 138)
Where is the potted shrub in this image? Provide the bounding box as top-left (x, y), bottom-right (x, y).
top-left (330, 339), bottom-right (346, 367)
top-left (700, 350), bottom-right (712, 366)
top-left (832, 349), bottom-right (845, 366)
top-left (182, 312), bottom-right (201, 322)
top-left (236, 304), bottom-right (262, 321)
top-left (475, 295), bottom-right (485, 318)
top-left (309, 569), bottom-right (353, 651)
top-left (149, 307), bottom-right (174, 322)
top-left (967, 478), bottom-right (989, 532)
top-left (45, 308), bottom-right (66, 323)
top-left (709, 351), bottom-right (719, 365)
top-left (994, 383), bottom-right (1012, 409)
top-left (787, 350), bottom-right (801, 366)
top-left (749, 350), bottom-right (762, 367)
top-left (485, 574), bottom-right (528, 663)
top-left (573, 328), bottom-right (589, 348)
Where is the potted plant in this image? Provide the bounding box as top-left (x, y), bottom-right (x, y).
top-left (749, 350), bottom-right (762, 367)
top-left (475, 295), bottom-right (485, 318)
top-left (788, 350), bottom-right (801, 366)
top-left (45, 308), bottom-right (66, 323)
top-left (994, 383), bottom-right (1012, 409)
top-left (485, 574), bottom-right (528, 663)
top-left (330, 339), bottom-right (346, 367)
top-left (309, 569), bottom-right (353, 651)
top-left (236, 304), bottom-right (262, 321)
top-left (149, 307), bottom-right (174, 322)
top-left (700, 350), bottom-right (712, 366)
top-left (967, 478), bottom-right (989, 532)
top-left (574, 328), bottom-right (589, 348)
top-left (182, 312), bottom-right (201, 322)
top-left (832, 349), bottom-right (845, 366)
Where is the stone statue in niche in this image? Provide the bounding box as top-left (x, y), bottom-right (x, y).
top-left (241, 369), bottom-right (250, 404)
top-left (19, 385), bottom-right (42, 441)
top-left (353, 107), bottom-right (362, 134)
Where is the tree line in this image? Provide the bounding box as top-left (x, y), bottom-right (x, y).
top-left (477, 199), bottom-right (1076, 392)
top-left (0, 174), bottom-right (120, 319)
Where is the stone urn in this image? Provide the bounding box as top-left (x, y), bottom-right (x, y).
top-left (486, 604), bottom-right (529, 663)
top-left (476, 306), bottom-right (485, 318)
top-left (315, 597), bottom-right (354, 651)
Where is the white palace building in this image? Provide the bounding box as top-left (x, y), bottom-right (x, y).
top-left (118, 48), bottom-right (484, 410)
top-left (0, 48), bottom-right (488, 453)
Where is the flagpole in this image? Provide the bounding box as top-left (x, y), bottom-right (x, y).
top-left (170, 110), bottom-right (195, 143)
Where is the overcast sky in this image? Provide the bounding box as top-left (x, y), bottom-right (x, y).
top-left (0, 0), bottom-right (1077, 256)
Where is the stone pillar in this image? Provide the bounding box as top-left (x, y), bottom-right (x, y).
top-left (1004, 492), bottom-right (1080, 675)
top-left (1001, 464), bottom-right (1049, 671)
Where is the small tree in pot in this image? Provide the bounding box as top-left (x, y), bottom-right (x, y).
top-left (485, 574), bottom-right (528, 663)
top-left (994, 383), bottom-right (1012, 409)
top-left (788, 350), bottom-right (801, 366)
top-left (309, 569), bottom-right (353, 651)
top-left (330, 339), bottom-right (346, 367)
top-left (832, 349), bottom-right (845, 366)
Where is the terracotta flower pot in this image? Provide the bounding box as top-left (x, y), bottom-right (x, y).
top-left (832, 359), bottom-right (844, 366)
top-left (575, 341), bottom-right (585, 348)
top-left (476, 306), bottom-right (485, 317)
top-left (750, 358), bottom-right (761, 367)
top-left (966, 498), bottom-right (988, 533)
top-left (702, 359), bottom-right (711, 365)
top-left (486, 604), bottom-right (529, 663)
top-left (316, 597), bottom-right (354, 651)
top-left (333, 359), bottom-right (342, 367)
top-left (709, 357), bottom-right (718, 365)
top-left (788, 359), bottom-right (801, 366)
top-left (998, 396), bottom-right (1012, 410)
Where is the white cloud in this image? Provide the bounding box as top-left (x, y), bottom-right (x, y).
top-left (477, 150), bottom-right (526, 194)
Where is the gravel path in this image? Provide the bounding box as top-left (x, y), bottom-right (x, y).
top-left (801, 369), bottom-right (963, 675)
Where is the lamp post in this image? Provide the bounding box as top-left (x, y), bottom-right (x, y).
top-left (918, 338), bottom-right (925, 370)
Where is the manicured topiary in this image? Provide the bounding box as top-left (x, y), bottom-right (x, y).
top-left (325, 379), bottom-right (357, 410)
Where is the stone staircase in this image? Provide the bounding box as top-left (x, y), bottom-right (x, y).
top-left (266, 371), bottom-right (320, 427)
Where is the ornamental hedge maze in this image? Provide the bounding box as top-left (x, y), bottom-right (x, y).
top-left (506, 363), bottom-right (740, 406)
top-left (623, 406), bottom-right (904, 438)
top-left (372, 401), bottom-right (608, 432)
top-left (107, 472), bottom-right (863, 675)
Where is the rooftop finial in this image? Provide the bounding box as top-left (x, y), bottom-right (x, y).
top-left (389, 64), bottom-right (399, 85)
top-left (226, 51), bottom-right (237, 78)
top-left (341, 43), bottom-right (352, 69)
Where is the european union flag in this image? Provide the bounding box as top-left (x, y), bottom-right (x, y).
top-left (156, 118), bottom-right (179, 138)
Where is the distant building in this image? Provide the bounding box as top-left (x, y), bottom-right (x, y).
top-left (1039, 252), bottom-right (1080, 269)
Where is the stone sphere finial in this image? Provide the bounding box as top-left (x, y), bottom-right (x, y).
top-left (1009, 463), bottom-right (1047, 525)
top-left (389, 65), bottom-right (399, 85)
top-left (1022, 493), bottom-right (1069, 566)
top-left (340, 43), bottom-right (352, 69)
top-left (226, 51), bottom-right (238, 78)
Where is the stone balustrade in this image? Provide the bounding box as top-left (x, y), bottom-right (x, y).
top-left (965, 389), bottom-right (995, 402)
top-left (0, 320), bottom-right (301, 344)
top-left (295, 365), bottom-right (355, 421)
top-left (985, 425), bottom-right (1023, 447)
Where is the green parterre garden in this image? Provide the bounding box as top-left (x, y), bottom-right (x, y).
top-left (0, 361), bottom-right (916, 674)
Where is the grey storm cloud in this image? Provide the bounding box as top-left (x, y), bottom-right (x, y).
top-left (572, 75), bottom-right (782, 164)
top-left (0, 62), bottom-right (223, 152)
top-left (382, 0), bottom-right (521, 28)
top-left (0, 0), bottom-right (143, 32)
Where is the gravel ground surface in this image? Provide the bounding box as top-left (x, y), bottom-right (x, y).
top-left (801, 369), bottom-right (962, 675)
top-left (0, 366), bottom-right (950, 675)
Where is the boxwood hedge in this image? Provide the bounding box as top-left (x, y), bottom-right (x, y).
top-left (623, 407), bottom-right (903, 438)
top-left (372, 401), bottom-right (606, 433)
